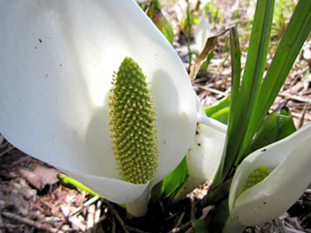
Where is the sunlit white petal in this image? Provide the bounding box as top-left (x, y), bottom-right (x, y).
top-left (0, 0), bottom-right (196, 203)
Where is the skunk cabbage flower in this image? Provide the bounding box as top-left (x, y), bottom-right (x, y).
top-left (0, 0), bottom-right (197, 215)
top-left (223, 123), bottom-right (311, 232)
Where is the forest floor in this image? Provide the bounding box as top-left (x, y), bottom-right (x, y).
top-left (1, 0), bottom-right (311, 232)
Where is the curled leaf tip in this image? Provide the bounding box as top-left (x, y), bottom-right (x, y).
top-left (241, 165), bottom-right (270, 194)
top-left (109, 57), bottom-right (159, 184)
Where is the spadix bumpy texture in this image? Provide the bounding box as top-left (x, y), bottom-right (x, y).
top-left (240, 165), bottom-right (270, 194)
top-left (109, 57), bottom-right (159, 184)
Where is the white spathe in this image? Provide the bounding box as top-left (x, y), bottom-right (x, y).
top-left (195, 13), bottom-right (211, 53)
top-left (188, 114), bottom-right (227, 184)
top-left (227, 122), bottom-right (311, 228)
top-left (0, 0), bottom-right (197, 205)
top-left (172, 96), bottom-right (227, 202)
top-left (175, 113), bottom-right (226, 201)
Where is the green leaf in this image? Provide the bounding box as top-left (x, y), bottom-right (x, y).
top-left (150, 156), bottom-right (189, 203)
top-left (227, 26), bottom-right (242, 138)
top-left (222, 0), bottom-right (275, 182)
top-left (254, 0), bottom-right (311, 134)
top-left (162, 156), bottom-right (189, 199)
top-left (210, 107), bottom-right (230, 125)
top-left (233, 0), bottom-right (311, 172)
top-left (277, 109), bottom-right (297, 140)
top-left (204, 93), bottom-right (230, 124)
top-left (239, 105), bottom-right (296, 165)
top-left (246, 111), bottom-right (279, 154)
top-left (192, 218), bottom-right (211, 233)
top-left (214, 0), bottom-right (311, 187)
top-left (203, 2), bottom-right (311, 218)
top-left (193, 198), bottom-right (230, 233)
top-left (212, 26), bottom-right (242, 188)
top-left (59, 174), bottom-right (100, 196)
top-left (211, 198), bottom-right (230, 233)
top-left (205, 94), bottom-right (231, 117)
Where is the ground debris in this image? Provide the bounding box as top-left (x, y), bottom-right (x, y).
top-left (18, 164), bottom-right (59, 192)
top-left (0, 152), bottom-right (105, 233)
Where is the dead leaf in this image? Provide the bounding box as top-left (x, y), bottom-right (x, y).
top-left (18, 164), bottom-right (60, 191)
top-left (190, 28), bottom-right (230, 80)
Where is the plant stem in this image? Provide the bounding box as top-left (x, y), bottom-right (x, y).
top-left (126, 183), bottom-right (151, 217)
top-left (222, 216), bottom-right (246, 233)
top-left (199, 178), bottom-right (232, 210)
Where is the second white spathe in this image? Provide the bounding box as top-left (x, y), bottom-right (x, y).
top-left (227, 123), bottom-right (311, 228)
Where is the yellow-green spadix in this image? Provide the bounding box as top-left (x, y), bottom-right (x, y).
top-left (109, 57), bottom-right (159, 184)
top-left (0, 0), bottom-right (197, 212)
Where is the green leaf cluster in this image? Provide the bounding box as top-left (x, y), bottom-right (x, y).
top-left (212, 0), bottom-right (311, 189)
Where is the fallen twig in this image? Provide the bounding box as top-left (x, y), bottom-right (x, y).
top-left (292, 111), bottom-right (311, 121)
top-left (196, 85), bottom-right (227, 96)
top-left (95, 199), bottom-right (102, 223)
top-left (125, 225), bottom-right (153, 233)
top-left (70, 195), bottom-right (99, 217)
top-left (1, 212), bottom-right (63, 233)
top-left (278, 92), bottom-right (309, 103)
top-left (104, 200), bottom-right (130, 233)
top-left (298, 98), bottom-right (310, 128)
top-left (0, 146), bottom-right (14, 158)
top-left (166, 221), bottom-right (192, 233)
top-left (175, 211), bottom-right (185, 228)
top-left (87, 204), bottom-right (95, 233)
top-left (0, 222), bottom-right (18, 229)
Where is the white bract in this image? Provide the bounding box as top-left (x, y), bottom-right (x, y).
top-left (0, 0), bottom-right (197, 213)
top-left (175, 109), bottom-right (227, 201)
top-left (187, 113), bottom-right (226, 188)
top-left (223, 123), bottom-right (311, 233)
